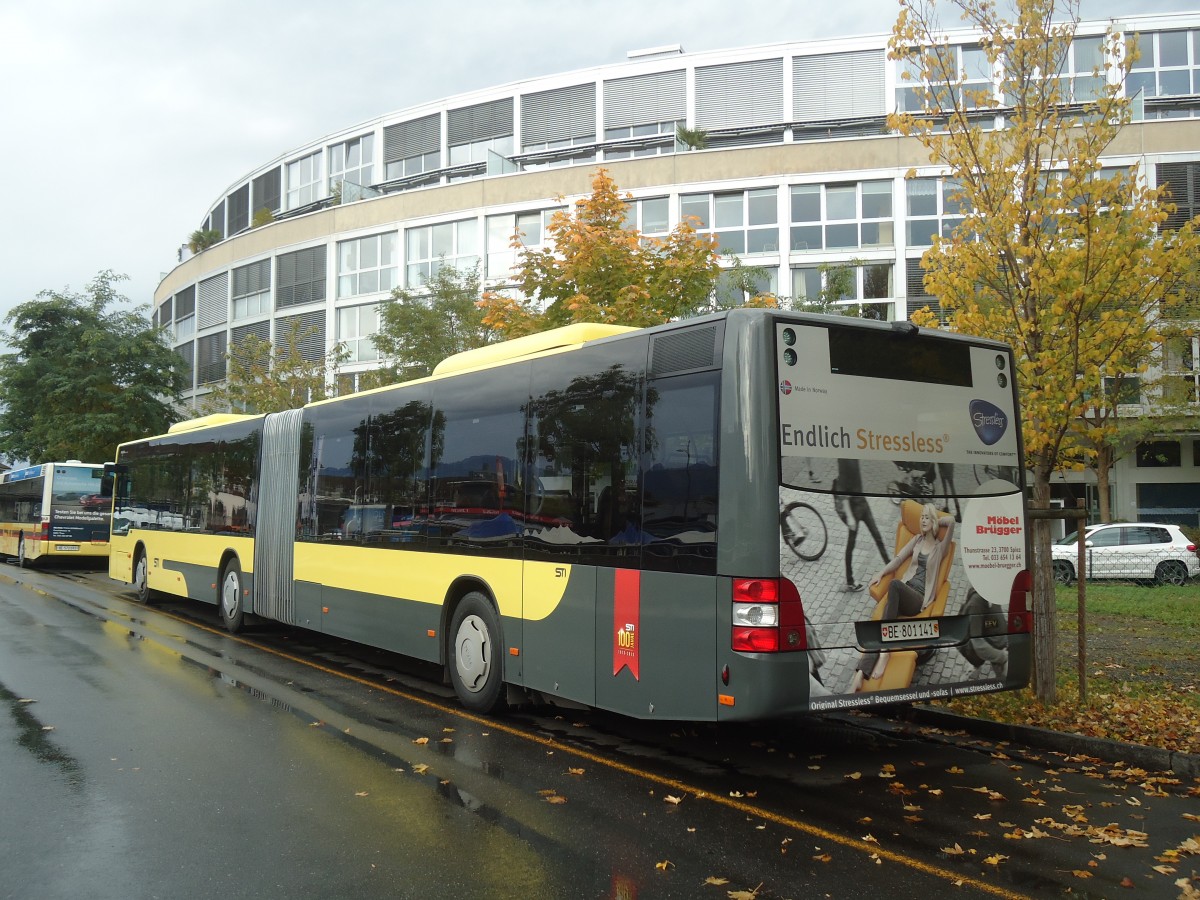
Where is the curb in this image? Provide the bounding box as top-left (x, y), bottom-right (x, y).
top-left (901, 705), bottom-right (1200, 780)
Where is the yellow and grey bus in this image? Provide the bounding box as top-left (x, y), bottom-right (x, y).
top-left (0, 462), bottom-right (112, 566)
top-left (108, 309), bottom-right (1031, 719)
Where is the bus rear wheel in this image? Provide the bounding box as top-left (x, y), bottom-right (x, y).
top-left (219, 559), bottom-right (246, 633)
top-left (448, 592), bottom-right (505, 714)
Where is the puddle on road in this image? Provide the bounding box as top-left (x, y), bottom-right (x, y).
top-left (0, 679), bottom-right (84, 787)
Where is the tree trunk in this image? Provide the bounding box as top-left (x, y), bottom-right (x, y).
top-left (1029, 469), bottom-right (1058, 705)
top-left (1094, 444), bottom-right (1113, 523)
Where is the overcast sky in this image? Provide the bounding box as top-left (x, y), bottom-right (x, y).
top-left (1, 0), bottom-right (1195, 328)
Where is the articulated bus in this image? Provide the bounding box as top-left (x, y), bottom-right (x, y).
top-left (0, 462), bottom-right (113, 566)
top-left (108, 309), bottom-right (1031, 720)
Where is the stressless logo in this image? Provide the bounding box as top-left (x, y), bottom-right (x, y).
top-left (970, 399), bottom-right (1008, 446)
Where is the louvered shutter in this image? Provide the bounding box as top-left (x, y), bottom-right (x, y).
top-left (276, 247), bottom-right (327, 308)
top-left (197, 332), bottom-right (228, 385)
top-left (198, 272), bottom-right (229, 329)
top-left (175, 285), bottom-right (196, 320)
top-left (227, 184), bottom-right (250, 235)
top-left (521, 83), bottom-right (597, 146)
top-left (447, 98), bottom-right (513, 146)
top-left (383, 114), bottom-right (440, 164)
top-left (793, 50), bottom-right (885, 121)
top-left (603, 70), bottom-right (685, 127)
top-left (252, 167), bottom-right (282, 214)
top-left (231, 321), bottom-right (271, 368)
top-left (279, 311), bottom-right (326, 361)
top-left (695, 58), bottom-right (784, 129)
top-left (232, 259), bottom-right (271, 300)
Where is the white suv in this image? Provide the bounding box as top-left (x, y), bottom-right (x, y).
top-left (1051, 522), bottom-right (1199, 586)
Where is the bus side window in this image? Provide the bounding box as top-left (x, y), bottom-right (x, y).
top-left (641, 371), bottom-right (719, 575)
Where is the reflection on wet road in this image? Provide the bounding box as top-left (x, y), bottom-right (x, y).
top-left (1, 564), bottom-right (1195, 899)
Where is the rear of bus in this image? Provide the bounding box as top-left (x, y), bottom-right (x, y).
top-left (767, 315), bottom-right (1030, 712)
top-left (2, 463), bottom-right (112, 564)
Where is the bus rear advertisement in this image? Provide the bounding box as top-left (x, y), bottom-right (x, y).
top-left (108, 309), bottom-right (1030, 721)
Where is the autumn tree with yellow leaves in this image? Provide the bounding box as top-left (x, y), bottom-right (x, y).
top-left (478, 169), bottom-right (727, 337)
top-left (892, 0), bottom-right (1200, 702)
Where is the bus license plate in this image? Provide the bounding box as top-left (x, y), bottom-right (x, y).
top-left (881, 619), bottom-right (939, 642)
top-left (55, 545), bottom-right (79, 552)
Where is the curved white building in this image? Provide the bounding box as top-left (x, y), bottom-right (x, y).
top-left (156, 13), bottom-right (1200, 525)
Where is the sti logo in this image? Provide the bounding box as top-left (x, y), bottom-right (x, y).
top-left (970, 399), bottom-right (1008, 446)
top-left (779, 380), bottom-right (793, 395)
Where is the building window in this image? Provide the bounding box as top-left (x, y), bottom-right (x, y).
top-left (1128, 29), bottom-right (1200, 114)
top-left (338, 304), bottom-right (380, 363)
top-left (1157, 162), bottom-right (1200, 230)
top-left (175, 286), bottom-right (196, 341)
top-left (790, 180), bottom-right (894, 252)
top-left (623, 197), bottom-right (670, 236)
top-left (286, 151), bottom-right (322, 210)
top-left (1103, 375), bottom-right (1142, 406)
top-left (276, 247), bottom-right (327, 309)
top-left (337, 232), bottom-right (397, 298)
top-left (905, 177), bottom-right (965, 246)
top-left (384, 114), bottom-right (442, 182)
top-left (1162, 332), bottom-right (1200, 405)
top-left (448, 98), bottom-right (515, 167)
top-left (791, 262), bottom-right (894, 318)
top-left (716, 266), bottom-right (778, 305)
top-left (329, 134), bottom-right (375, 192)
top-left (895, 43), bottom-right (993, 113)
top-left (232, 260), bottom-right (271, 320)
top-left (681, 188), bottom-right (779, 254)
top-left (486, 210), bottom-right (555, 280)
top-left (406, 219), bottom-right (480, 287)
top-left (1136, 440), bottom-right (1181, 467)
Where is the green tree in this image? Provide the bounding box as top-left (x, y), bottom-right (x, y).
top-left (202, 319), bottom-right (349, 414)
top-left (891, 0), bottom-right (1200, 702)
top-left (0, 271), bottom-right (186, 463)
top-left (479, 168), bottom-right (725, 337)
top-left (367, 265), bottom-right (494, 385)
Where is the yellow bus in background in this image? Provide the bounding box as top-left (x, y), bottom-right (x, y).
top-left (0, 462), bottom-right (112, 566)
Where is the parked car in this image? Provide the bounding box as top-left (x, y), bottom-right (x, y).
top-left (1051, 522), bottom-right (1198, 586)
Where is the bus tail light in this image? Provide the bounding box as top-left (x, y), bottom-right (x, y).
top-left (38, 521), bottom-right (50, 542)
top-left (731, 577), bottom-right (806, 653)
top-left (1008, 569), bottom-right (1032, 634)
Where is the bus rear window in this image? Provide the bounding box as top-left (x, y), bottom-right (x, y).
top-left (828, 326), bottom-right (973, 387)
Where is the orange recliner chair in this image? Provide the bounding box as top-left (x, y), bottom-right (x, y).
top-left (859, 499), bottom-right (956, 692)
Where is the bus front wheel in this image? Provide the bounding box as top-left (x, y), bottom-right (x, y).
top-left (134, 551), bottom-right (155, 604)
top-left (448, 592), bottom-right (505, 714)
top-left (219, 559), bottom-right (246, 633)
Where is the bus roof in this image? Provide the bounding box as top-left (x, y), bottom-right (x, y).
top-left (167, 413), bottom-right (261, 434)
top-left (432, 323), bottom-right (635, 377)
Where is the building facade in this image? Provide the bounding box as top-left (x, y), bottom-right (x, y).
top-left (155, 13), bottom-right (1200, 527)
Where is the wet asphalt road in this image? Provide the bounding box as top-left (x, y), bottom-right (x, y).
top-left (1, 564), bottom-right (1197, 900)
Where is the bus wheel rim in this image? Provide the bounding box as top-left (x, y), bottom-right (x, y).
top-left (222, 572), bottom-right (240, 616)
top-left (455, 615), bottom-right (491, 693)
